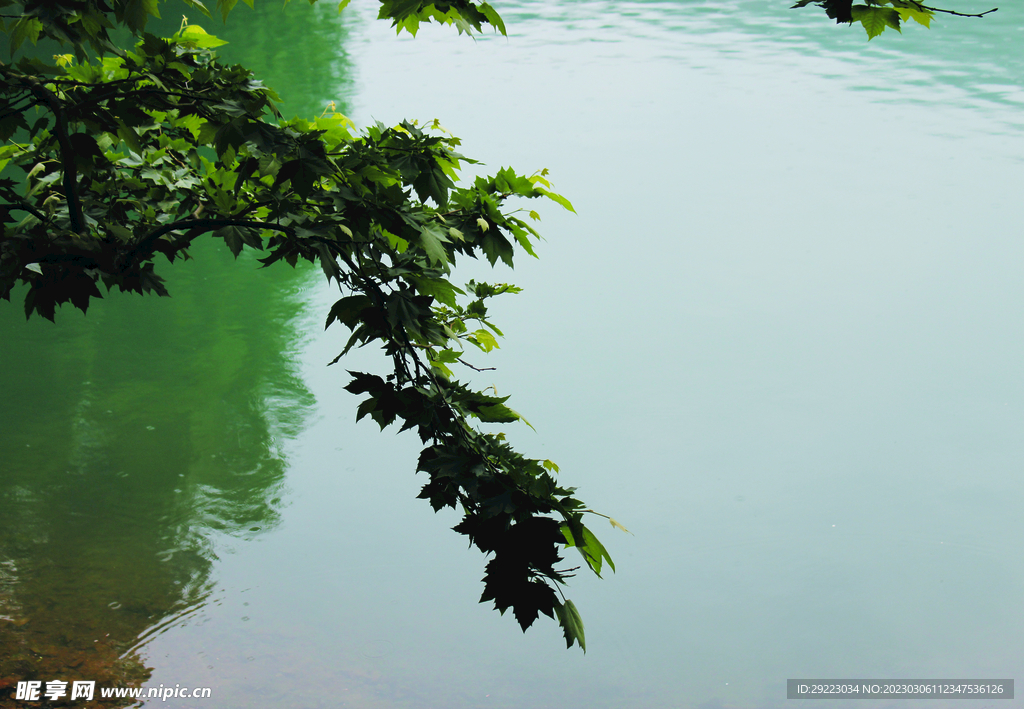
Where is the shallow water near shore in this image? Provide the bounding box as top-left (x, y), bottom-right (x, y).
top-left (3, 1), bottom-right (1024, 707)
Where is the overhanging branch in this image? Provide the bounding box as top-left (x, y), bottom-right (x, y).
top-left (132, 217), bottom-right (295, 263)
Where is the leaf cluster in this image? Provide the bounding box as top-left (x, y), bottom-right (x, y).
top-left (791, 0), bottom-right (931, 38)
top-left (0, 0), bottom-right (614, 651)
top-left (375, 0), bottom-right (507, 36)
top-left (792, 0), bottom-right (994, 39)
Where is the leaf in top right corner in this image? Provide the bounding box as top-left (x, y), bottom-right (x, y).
top-left (890, 0), bottom-right (932, 27)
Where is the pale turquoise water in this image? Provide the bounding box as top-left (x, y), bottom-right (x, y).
top-left (3, 2), bottom-right (1024, 707)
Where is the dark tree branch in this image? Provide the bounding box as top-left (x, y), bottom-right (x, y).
top-left (1, 202), bottom-right (49, 223)
top-left (458, 357), bottom-right (496, 372)
top-left (0, 95), bottom-right (35, 121)
top-left (914, 2), bottom-right (997, 17)
top-left (68, 85), bottom-right (217, 118)
top-left (1, 69), bottom-right (86, 235)
top-left (131, 218), bottom-right (294, 265)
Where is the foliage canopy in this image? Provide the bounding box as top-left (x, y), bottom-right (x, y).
top-left (0, 0), bottom-right (624, 651)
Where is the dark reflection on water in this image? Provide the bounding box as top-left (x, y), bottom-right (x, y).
top-left (0, 241), bottom-right (316, 701)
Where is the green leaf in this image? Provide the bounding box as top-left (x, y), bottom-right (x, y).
top-left (122, 0), bottom-right (159, 33)
top-left (113, 117), bottom-right (143, 155)
top-left (9, 17), bottom-right (43, 54)
top-left (429, 360), bottom-right (454, 378)
top-left (581, 525), bottom-right (615, 576)
top-left (408, 275), bottom-right (464, 308)
top-left (216, 0), bottom-right (238, 22)
top-left (480, 232), bottom-right (514, 268)
top-left (108, 225), bottom-right (134, 242)
top-left (317, 244), bottom-right (342, 283)
top-left (174, 24), bottom-right (228, 48)
top-left (897, 7), bottom-right (931, 25)
top-left (469, 328), bottom-right (499, 352)
top-left (561, 523), bottom-right (576, 548)
top-left (555, 599), bottom-right (586, 652)
top-left (891, 0), bottom-right (932, 26)
top-left (479, 2), bottom-right (507, 35)
top-left (417, 223), bottom-right (450, 266)
top-left (383, 229), bottom-right (409, 253)
top-left (413, 163), bottom-right (454, 206)
top-left (180, 0), bottom-right (212, 17)
top-left (214, 225), bottom-right (246, 257)
top-left (475, 403), bottom-right (519, 423)
top-left (851, 4), bottom-right (901, 38)
top-left (562, 522), bottom-right (614, 576)
top-left (534, 187), bottom-right (576, 214)
top-left (325, 295), bottom-right (372, 330)
top-left (509, 223), bottom-right (538, 258)
top-left (434, 348), bottom-right (462, 364)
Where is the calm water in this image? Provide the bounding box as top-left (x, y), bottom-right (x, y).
top-left (3, 1), bottom-right (1024, 707)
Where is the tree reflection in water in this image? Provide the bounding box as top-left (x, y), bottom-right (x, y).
top-left (0, 240), bottom-right (316, 705)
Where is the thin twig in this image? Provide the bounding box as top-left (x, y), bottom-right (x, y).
top-left (458, 357), bottom-right (496, 372)
top-left (917, 2), bottom-right (997, 17)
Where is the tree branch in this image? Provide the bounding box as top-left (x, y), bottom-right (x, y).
top-left (1, 69), bottom-right (86, 235)
top-left (131, 218), bottom-right (294, 265)
top-left (915, 2), bottom-right (997, 17)
top-left (1, 202), bottom-right (49, 223)
top-left (458, 357), bottom-right (496, 372)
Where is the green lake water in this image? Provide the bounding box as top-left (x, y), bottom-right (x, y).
top-left (3, 1), bottom-right (1024, 707)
